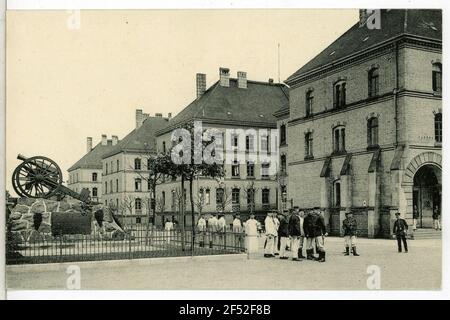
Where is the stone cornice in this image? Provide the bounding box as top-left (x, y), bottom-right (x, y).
top-left (286, 34), bottom-right (442, 88)
top-left (288, 89), bottom-right (441, 127)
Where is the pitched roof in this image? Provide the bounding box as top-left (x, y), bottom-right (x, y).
top-left (286, 9), bottom-right (442, 83)
top-left (68, 140), bottom-right (116, 171)
top-left (157, 78), bottom-right (289, 135)
top-left (102, 116), bottom-right (170, 158)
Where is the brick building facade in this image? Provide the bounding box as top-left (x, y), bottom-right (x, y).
top-left (283, 9), bottom-right (441, 237)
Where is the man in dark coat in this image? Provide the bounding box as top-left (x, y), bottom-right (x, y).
top-left (288, 207), bottom-right (303, 261)
top-left (304, 208), bottom-right (327, 262)
top-left (342, 211), bottom-right (359, 256)
top-left (393, 212), bottom-right (408, 253)
top-left (277, 213), bottom-right (290, 259)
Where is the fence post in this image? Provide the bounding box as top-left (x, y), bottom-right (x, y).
top-left (128, 229), bottom-right (132, 260)
top-left (224, 229), bottom-right (227, 251)
top-left (59, 235), bottom-right (63, 263)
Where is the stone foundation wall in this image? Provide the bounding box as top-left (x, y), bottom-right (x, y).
top-left (7, 197), bottom-right (124, 244)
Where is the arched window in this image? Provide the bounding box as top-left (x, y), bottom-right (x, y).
top-left (134, 158), bottom-right (141, 170)
top-left (280, 124), bottom-right (287, 146)
top-left (432, 63), bottom-right (442, 93)
top-left (161, 191), bottom-right (166, 205)
top-left (367, 117), bottom-right (379, 147)
top-left (305, 90), bottom-right (314, 116)
top-left (435, 113), bottom-right (442, 143)
top-left (333, 126), bottom-right (346, 153)
top-left (368, 67), bottom-right (379, 97)
top-left (116, 159), bottom-right (120, 171)
top-left (333, 181), bottom-right (341, 207)
top-left (334, 81), bottom-right (346, 108)
top-left (305, 132), bottom-right (313, 158)
top-left (104, 181), bottom-right (108, 194)
top-left (162, 141), bottom-right (166, 153)
top-left (135, 198), bottom-right (142, 211)
top-left (92, 172), bottom-right (97, 182)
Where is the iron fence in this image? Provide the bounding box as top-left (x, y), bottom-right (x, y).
top-left (6, 224), bottom-right (246, 265)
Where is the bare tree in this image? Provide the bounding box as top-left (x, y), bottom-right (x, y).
top-left (241, 181), bottom-right (259, 214)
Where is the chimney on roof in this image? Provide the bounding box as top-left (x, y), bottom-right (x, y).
top-left (86, 137), bottom-right (93, 153)
top-left (155, 113), bottom-right (163, 117)
top-left (112, 135), bottom-right (118, 146)
top-left (136, 109), bottom-right (144, 128)
top-left (359, 9), bottom-right (370, 27)
top-left (219, 67), bottom-right (230, 87)
top-left (168, 113), bottom-right (172, 119)
top-left (237, 71), bottom-right (247, 89)
top-left (101, 134), bottom-right (107, 146)
top-left (196, 73), bottom-right (206, 99)
top-left (268, 78), bottom-right (274, 84)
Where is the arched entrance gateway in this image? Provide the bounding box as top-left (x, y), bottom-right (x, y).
top-left (402, 152), bottom-right (442, 229)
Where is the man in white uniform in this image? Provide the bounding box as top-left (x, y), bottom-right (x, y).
top-left (244, 213), bottom-right (259, 254)
top-left (217, 214), bottom-right (227, 248)
top-left (264, 212), bottom-right (277, 257)
top-left (197, 213), bottom-right (207, 247)
top-left (208, 213), bottom-right (218, 248)
top-left (232, 214), bottom-right (244, 250)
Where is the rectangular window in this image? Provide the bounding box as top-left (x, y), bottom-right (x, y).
top-left (305, 133), bottom-right (313, 158)
top-left (247, 161), bottom-right (255, 177)
top-left (116, 179), bottom-right (119, 192)
top-left (333, 127), bottom-right (346, 153)
top-left (92, 172), bottom-right (97, 182)
top-left (280, 125), bottom-right (286, 146)
top-left (134, 158), bottom-right (141, 170)
top-left (232, 161), bottom-right (240, 177)
top-left (261, 163), bottom-right (270, 178)
top-left (205, 189), bottom-right (210, 205)
top-left (435, 113), bottom-right (442, 143)
top-left (246, 135), bottom-right (254, 151)
top-left (135, 178), bottom-right (142, 191)
top-left (216, 188), bottom-right (224, 205)
top-left (232, 188), bottom-right (240, 204)
top-left (262, 189), bottom-right (270, 204)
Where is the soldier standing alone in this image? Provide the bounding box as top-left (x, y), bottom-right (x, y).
top-left (342, 211), bottom-right (360, 256)
top-left (393, 212), bottom-right (409, 253)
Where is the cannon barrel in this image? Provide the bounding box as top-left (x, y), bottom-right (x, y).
top-left (17, 154), bottom-right (28, 161)
top-left (17, 154), bottom-right (58, 174)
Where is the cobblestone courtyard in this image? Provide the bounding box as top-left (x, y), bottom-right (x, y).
top-left (6, 237), bottom-right (441, 291)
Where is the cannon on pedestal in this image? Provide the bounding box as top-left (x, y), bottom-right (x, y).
top-left (12, 154), bottom-right (99, 205)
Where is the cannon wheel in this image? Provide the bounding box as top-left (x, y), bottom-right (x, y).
top-left (12, 156), bottom-right (63, 198)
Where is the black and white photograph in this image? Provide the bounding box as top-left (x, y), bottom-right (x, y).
top-left (1, 0), bottom-right (448, 303)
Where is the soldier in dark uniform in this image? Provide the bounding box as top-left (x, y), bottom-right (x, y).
top-left (304, 208), bottom-right (327, 262)
top-left (342, 211), bottom-right (359, 256)
top-left (393, 212), bottom-right (408, 253)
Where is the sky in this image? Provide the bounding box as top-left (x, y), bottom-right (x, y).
top-left (6, 9), bottom-right (358, 194)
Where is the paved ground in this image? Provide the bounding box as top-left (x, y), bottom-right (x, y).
top-left (6, 237), bottom-right (441, 290)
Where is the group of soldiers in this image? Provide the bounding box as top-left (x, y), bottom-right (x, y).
top-left (263, 207), bottom-right (360, 262)
top-left (191, 206), bottom-right (413, 256)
